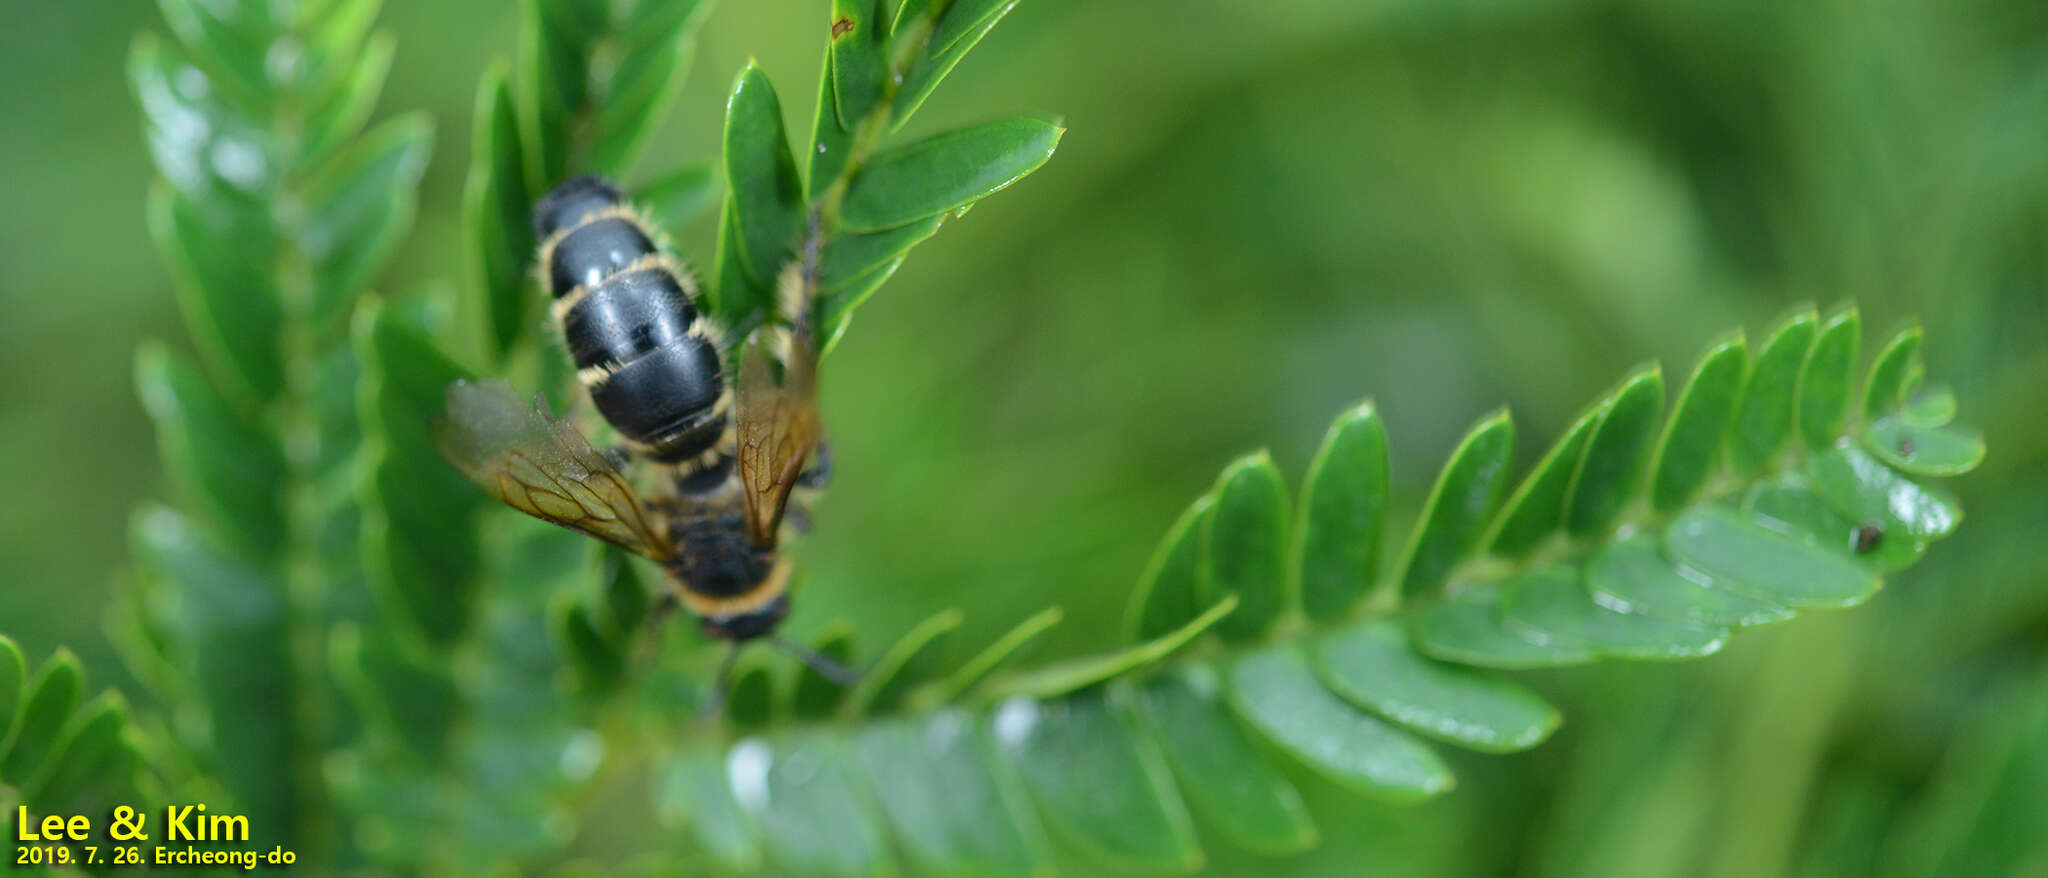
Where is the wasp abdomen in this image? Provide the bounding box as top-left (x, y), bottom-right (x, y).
top-left (536, 175), bottom-right (730, 463)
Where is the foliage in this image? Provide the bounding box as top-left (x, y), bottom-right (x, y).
top-left (0, 0), bottom-right (2009, 876)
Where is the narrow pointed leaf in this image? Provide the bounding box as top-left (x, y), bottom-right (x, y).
top-left (641, 162), bottom-right (721, 230)
top-left (21, 693), bottom-right (129, 810)
top-left (983, 596), bottom-right (1235, 701)
top-left (822, 214), bottom-right (945, 285)
top-left (723, 64), bottom-right (805, 290)
top-left (1412, 580), bottom-right (1597, 669)
top-left (1796, 307), bottom-right (1860, 451)
top-left (727, 655), bottom-right (777, 728)
top-left (1744, 475), bottom-right (1924, 571)
top-left (588, 14), bottom-right (701, 175)
top-left (1487, 399), bottom-right (1602, 557)
top-left (1498, 565), bottom-right (1727, 660)
top-left (855, 710), bottom-right (1047, 877)
top-left (1, 651), bottom-right (83, 781)
top-left (1649, 336), bottom-right (1747, 511)
top-left (1294, 403), bottom-right (1390, 620)
top-left (1862, 417), bottom-right (1985, 477)
top-left (742, 734), bottom-right (891, 878)
top-left (840, 119), bottom-right (1062, 233)
top-left (1665, 506), bottom-right (1881, 608)
top-left (1201, 452), bottom-right (1289, 641)
top-left (305, 115), bottom-right (433, 321)
top-left (655, 749), bottom-right (760, 871)
top-left (556, 603), bottom-right (623, 692)
top-left (1127, 667), bottom-right (1317, 855)
top-left (1565, 367), bottom-right (1665, 537)
top-left (516, 0), bottom-right (607, 186)
top-left (892, 0), bottom-right (1019, 130)
top-left (1585, 535), bottom-right (1791, 627)
top-left (807, 43), bottom-right (856, 198)
top-left (1728, 309), bottom-right (1817, 474)
top-left (1807, 445), bottom-right (1961, 539)
top-left (912, 606), bottom-right (1063, 710)
top-left (145, 186), bottom-right (284, 401)
top-left (828, 0), bottom-right (888, 128)
top-left (818, 254), bottom-right (908, 355)
top-left (1398, 410), bottom-right (1515, 600)
top-left (461, 62), bottom-right (536, 360)
top-left (989, 691), bottom-right (1200, 871)
top-left (1127, 495), bottom-right (1214, 641)
top-left (846, 609), bottom-right (962, 716)
top-left (1862, 325), bottom-right (1923, 419)
top-left (1902, 384), bottom-right (1957, 427)
top-left (710, 199), bottom-right (773, 328)
top-left (1229, 646), bottom-right (1454, 802)
top-left (136, 344), bottom-right (287, 557)
top-left (300, 31), bottom-right (395, 165)
top-left (329, 627), bottom-right (458, 763)
top-left (1316, 617), bottom-right (1559, 753)
top-left (791, 625), bottom-right (856, 718)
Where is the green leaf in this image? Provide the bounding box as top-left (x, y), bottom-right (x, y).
top-left (1807, 445), bottom-right (1961, 539)
top-left (739, 734), bottom-right (892, 878)
top-left (1584, 534), bottom-right (1791, 627)
top-left (304, 114), bottom-right (434, 322)
top-left (1316, 617), bottom-right (1559, 753)
top-left (1228, 645), bottom-right (1454, 802)
top-left (144, 185), bottom-right (284, 401)
top-left (791, 625), bottom-right (857, 719)
top-left (1411, 579), bottom-right (1597, 670)
top-left (1397, 410), bottom-right (1515, 600)
top-left (1649, 335), bottom-right (1748, 511)
top-left (1862, 417), bottom-right (1985, 477)
top-left (1796, 307), bottom-right (1861, 451)
top-left (328, 626), bottom-right (458, 763)
top-left (989, 690), bottom-right (1201, 871)
top-left (818, 254), bottom-right (910, 355)
top-left (822, 215), bottom-right (946, 285)
top-left (301, 30), bottom-right (395, 167)
top-left (1744, 475), bottom-right (1924, 572)
top-left (135, 343), bottom-right (287, 558)
top-left (0, 636), bottom-right (22, 738)
top-left (1200, 452), bottom-right (1290, 641)
top-left (1293, 403), bottom-right (1390, 620)
top-left (356, 302), bottom-right (483, 645)
top-left (655, 749), bottom-right (761, 871)
top-left (555, 602), bottom-right (623, 692)
top-left (981, 597), bottom-right (1235, 701)
top-left (854, 710), bottom-right (1047, 877)
top-left (1664, 506), bottom-right (1881, 608)
top-left (20, 693), bottom-right (130, 811)
top-left (839, 118), bottom-right (1063, 233)
top-left (1902, 384), bottom-right (1957, 427)
top-left (1727, 308), bottom-right (1817, 474)
top-left (710, 199), bottom-right (773, 329)
top-left (727, 655), bottom-right (778, 728)
top-left (1565, 366), bottom-right (1665, 537)
top-left (892, 0), bottom-right (1020, 130)
top-left (911, 606), bottom-right (1063, 710)
top-left (1862, 324), bottom-right (1923, 419)
top-left (587, 5), bottom-right (703, 176)
top-left (594, 547), bottom-right (652, 641)
top-left (846, 609), bottom-right (963, 716)
top-left (1126, 667), bottom-right (1317, 855)
top-left (132, 36), bottom-right (277, 202)
top-left (517, 0), bottom-right (607, 186)
top-left (1486, 398), bottom-right (1603, 558)
top-left (828, 0), bottom-right (889, 129)
top-left (1497, 565), bottom-right (1727, 660)
top-left (1126, 494), bottom-right (1214, 641)
top-left (461, 61), bottom-right (535, 361)
top-left (722, 63), bottom-right (806, 292)
top-left (641, 161), bottom-right (721, 230)
top-left (0, 650), bottom-right (82, 782)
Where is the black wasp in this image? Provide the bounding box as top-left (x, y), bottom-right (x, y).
top-left (435, 176), bottom-right (849, 702)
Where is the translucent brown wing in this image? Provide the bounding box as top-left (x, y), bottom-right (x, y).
top-left (736, 329), bottom-right (822, 547)
top-left (434, 379), bottom-right (673, 560)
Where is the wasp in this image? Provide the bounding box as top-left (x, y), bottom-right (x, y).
top-left (435, 176), bottom-right (849, 705)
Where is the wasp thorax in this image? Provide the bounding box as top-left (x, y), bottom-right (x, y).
top-left (535, 175), bottom-right (731, 464)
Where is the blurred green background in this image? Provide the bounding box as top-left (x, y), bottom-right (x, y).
top-left (4, 0), bottom-right (2046, 875)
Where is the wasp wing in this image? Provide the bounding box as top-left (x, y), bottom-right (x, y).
top-left (434, 379), bottom-right (673, 560)
top-left (736, 330), bottom-right (822, 547)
